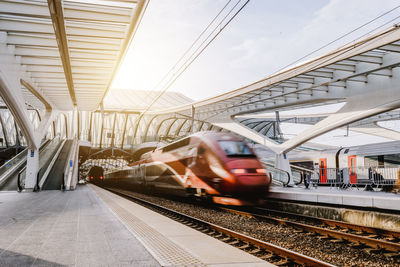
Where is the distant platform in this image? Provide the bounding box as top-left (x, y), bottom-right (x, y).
top-left (0, 184), bottom-right (272, 266)
top-left (268, 185), bottom-right (400, 211)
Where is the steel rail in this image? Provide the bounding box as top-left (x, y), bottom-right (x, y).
top-left (106, 187), bottom-right (335, 267)
top-left (220, 207), bottom-right (400, 255)
top-left (255, 207), bottom-right (400, 240)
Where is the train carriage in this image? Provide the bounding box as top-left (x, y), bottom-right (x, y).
top-left (288, 140), bottom-right (400, 185)
top-left (100, 132), bottom-right (271, 205)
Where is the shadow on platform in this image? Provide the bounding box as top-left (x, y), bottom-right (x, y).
top-left (0, 249), bottom-right (66, 267)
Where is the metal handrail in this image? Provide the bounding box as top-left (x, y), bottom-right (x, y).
top-left (17, 165), bottom-right (26, 192)
top-left (290, 164), bottom-right (315, 173)
top-left (0, 147), bottom-right (28, 186)
top-left (34, 166), bottom-right (42, 192)
top-left (61, 172), bottom-right (65, 191)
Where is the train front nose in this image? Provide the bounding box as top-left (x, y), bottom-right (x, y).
top-left (225, 160), bottom-right (270, 194)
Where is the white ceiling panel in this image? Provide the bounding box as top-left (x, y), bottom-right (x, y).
top-left (0, 0), bottom-right (149, 111)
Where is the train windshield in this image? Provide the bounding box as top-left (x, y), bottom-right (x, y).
top-left (218, 141), bottom-right (255, 157)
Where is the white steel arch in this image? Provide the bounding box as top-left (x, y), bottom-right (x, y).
top-left (137, 24), bottom-right (400, 183)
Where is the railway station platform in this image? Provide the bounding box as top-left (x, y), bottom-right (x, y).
top-left (0, 184), bottom-right (272, 267)
top-left (269, 186), bottom-right (400, 211)
top-left (269, 185), bottom-right (400, 211)
top-left (267, 186), bottom-right (400, 232)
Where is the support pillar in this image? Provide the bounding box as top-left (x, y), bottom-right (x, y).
top-left (25, 148), bottom-right (39, 190)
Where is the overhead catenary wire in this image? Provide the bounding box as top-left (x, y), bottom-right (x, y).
top-left (140, 0), bottom-right (234, 102)
top-left (139, 0), bottom-right (250, 117)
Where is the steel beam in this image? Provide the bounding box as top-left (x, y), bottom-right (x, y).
top-left (47, 0), bottom-right (76, 106)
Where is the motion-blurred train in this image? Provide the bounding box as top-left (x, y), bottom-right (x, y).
top-left (288, 140), bottom-right (400, 183)
top-left (92, 132), bottom-right (271, 205)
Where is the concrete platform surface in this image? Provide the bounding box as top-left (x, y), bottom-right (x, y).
top-left (90, 185), bottom-right (273, 267)
top-left (0, 186), bottom-right (160, 266)
top-left (269, 185), bottom-right (400, 211)
top-left (0, 184), bottom-right (273, 266)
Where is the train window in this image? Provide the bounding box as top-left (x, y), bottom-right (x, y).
top-left (218, 141), bottom-right (254, 157)
top-left (162, 138), bottom-right (190, 152)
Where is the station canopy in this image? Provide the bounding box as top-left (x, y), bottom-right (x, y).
top-left (0, 0), bottom-right (148, 111)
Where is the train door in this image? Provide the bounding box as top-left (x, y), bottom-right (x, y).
top-left (348, 155), bottom-right (357, 184)
top-left (319, 158), bottom-right (327, 183)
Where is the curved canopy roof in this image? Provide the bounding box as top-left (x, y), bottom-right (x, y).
top-left (0, 0), bottom-right (148, 111)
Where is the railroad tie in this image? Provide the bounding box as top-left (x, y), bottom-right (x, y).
top-left (364, 247), bottom-right (387, 254)
top-left (384, 252), bottom-right (400, 259)
top-left (237, 243), bottom-right (251, 249)
top-left (350, 241), bottom-right (367, 249)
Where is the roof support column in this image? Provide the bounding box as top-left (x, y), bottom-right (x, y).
top-left (165, 118), bottom-right (179, 137)
top-left (111, 112), bottom-right (117, 148)
top-left (99, 108), bottom-right (104, 149)
top-left (133, 115), bottom-right (145, 145)
top-left (143, 115), bottom-right (158, 142)
top-left (120, 113), bottom-right (128, 149)
top-left (88, 112), bottom-right (93, 143)
top-left (25, 94), bottom-right (56, 191)
top-left (175, 119), bottom-right (188, 137)
top-left (0, 35), bottom-right (56, 190)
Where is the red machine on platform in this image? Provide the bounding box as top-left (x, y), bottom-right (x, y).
top-left (98, 132), bottom-right (271, 205)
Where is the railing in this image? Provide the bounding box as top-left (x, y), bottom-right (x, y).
top-left (301, 166), bottom-right (400, 190)
top-left (260, 160), bottom-right (399, 190)
top-left (0, 139), bottom-right (53, 188)
top-left (17, 165), bottom-right (26, 192)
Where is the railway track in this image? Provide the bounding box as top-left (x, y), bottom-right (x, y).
top-left (221, 206), bottom-right (400, 258)
top-left (106, 188), bottom-right (334, 266)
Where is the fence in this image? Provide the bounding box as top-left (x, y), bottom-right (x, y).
top-left (302, 166), bottom-right (399, 189)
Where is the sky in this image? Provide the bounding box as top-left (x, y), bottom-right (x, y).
top-left (110, 0), bottom-right (400, 147)
top-left (111, 0), bottom-right (400, 100)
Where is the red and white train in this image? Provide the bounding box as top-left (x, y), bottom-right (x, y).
top-left (95, 132), bottom-right (271, 205)
top-left (288, 140), bottom-right (400, 183)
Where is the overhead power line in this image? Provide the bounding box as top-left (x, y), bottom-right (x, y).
top-left (139, 0), bottom-right (250, 117)
top-left (142, 0), bottom-right (233, 99)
